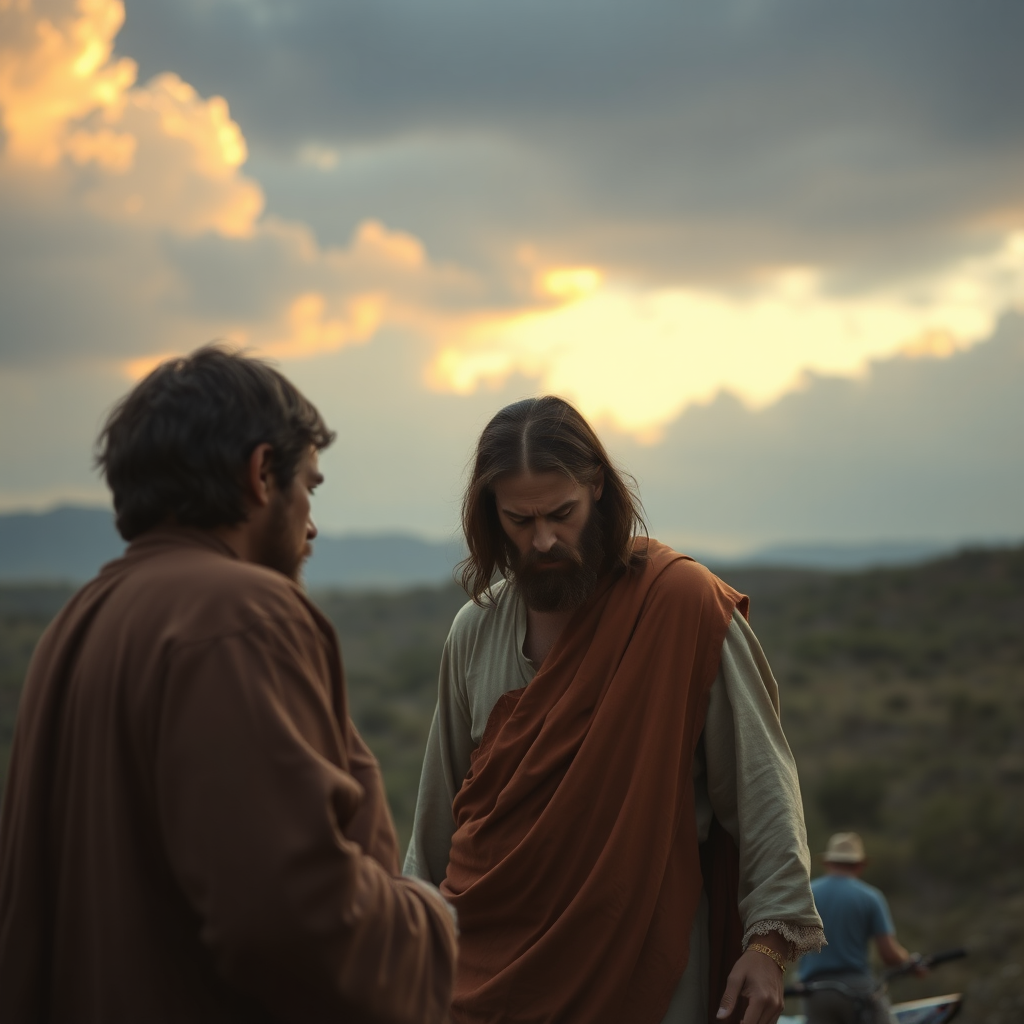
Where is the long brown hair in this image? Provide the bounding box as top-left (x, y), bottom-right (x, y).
top-left (458, 396), bottom-right (648, 602)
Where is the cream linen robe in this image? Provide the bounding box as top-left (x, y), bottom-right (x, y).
top-left (404, 580), bottom-right (824, 1023)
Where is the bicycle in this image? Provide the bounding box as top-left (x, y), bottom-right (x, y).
top-left (778, 948), bottom-right (967, 1024)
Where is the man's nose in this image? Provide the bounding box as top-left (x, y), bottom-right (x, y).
top-left (306, 518), bottom-right (318, 541)
top-left (532, 521), bottom-right (557, 553)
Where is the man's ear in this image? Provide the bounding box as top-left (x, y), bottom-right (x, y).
top-left (245, 443), bottom-right (275, 509)
top-left (591, 468), bottom-right (605, 502)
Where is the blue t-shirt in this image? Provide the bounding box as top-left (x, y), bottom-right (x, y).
top-left (799, 873), bottom-right (895, 981)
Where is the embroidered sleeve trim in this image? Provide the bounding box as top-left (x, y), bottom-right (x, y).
top-left (742, 920), bottom-right (826, 960)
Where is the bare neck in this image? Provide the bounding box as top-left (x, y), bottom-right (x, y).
top-left (522, 606), bottom-right (575, 666)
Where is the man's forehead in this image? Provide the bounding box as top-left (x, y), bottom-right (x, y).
top-left (493, 470), bottom-right (582, 509)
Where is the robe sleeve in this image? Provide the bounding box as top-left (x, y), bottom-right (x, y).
top-left (704, 610), bottom-right (825, 956)
top-left (403, 631), bottom-right (475, 884)
top-left (155, 612), bottom-right (458, 1024)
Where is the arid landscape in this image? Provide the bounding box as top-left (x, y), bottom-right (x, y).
top-left (2, 545), bottom-right (1022, 1021)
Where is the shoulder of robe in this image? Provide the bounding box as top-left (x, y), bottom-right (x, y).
top-left (648, 550), bottom-right (732, 603)
top-left (637, 550), bottom-right (749, 633)
top-left (115, 544), bottom-right (327, 647)
top-left (446, 579), bottom-right (512, 648)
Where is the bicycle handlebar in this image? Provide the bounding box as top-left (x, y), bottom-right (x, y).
top-left (884, 947), bottom-right (967, 979)
top-left (923, 948), bottom-right (967, 968)
top-left (784, 947), bottom-right (968, 997)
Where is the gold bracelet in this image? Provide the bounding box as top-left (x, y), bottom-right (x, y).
top-left (747, 943), bottom-right (787, 974)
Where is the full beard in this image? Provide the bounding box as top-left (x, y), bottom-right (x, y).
top-left (255, 494), bottom-right (307, 584)
top-left (507, 506), bottom-right (606, 614)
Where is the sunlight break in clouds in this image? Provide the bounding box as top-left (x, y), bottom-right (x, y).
top-left (429, 234), bottom-right (1024, 441)
top-left (5, 0), bottom-right (1023, 449)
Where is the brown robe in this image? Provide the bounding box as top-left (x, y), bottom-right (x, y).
top-left (441, 541), bottom-right (746, 1024)
top-left (0, 527), bottom-right (456, 1024)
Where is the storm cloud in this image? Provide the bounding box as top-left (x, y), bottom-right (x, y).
top-left (115, 0), bottom-right (1024, 285)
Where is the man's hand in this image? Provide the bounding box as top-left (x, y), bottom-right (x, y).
top-left (907, 953), bottom-right (929, 979)
top-left (716, 941), bottom-right (787, 1024)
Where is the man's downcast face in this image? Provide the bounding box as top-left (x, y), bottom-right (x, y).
top-left (492, 470), bottom-right (606, 614)
top-left (510, 510), bottom-right (605, 613)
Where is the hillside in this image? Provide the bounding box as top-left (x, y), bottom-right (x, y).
top-left (0, 505), bottom-right (987, 586)
top-left (726, 548), bottom-right (1024, 1020)
top-left (1, 547), bottom-right (1022, 1021)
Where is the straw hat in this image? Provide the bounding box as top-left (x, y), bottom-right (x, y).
top-left (823, 832), bottom-right (866, 863)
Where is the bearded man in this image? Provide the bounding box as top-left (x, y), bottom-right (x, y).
top-left (0, 347), bottom-right (456, 1023)
top-left (405, 396), bottom-right (824, 1024)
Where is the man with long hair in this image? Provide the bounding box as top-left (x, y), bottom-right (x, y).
top-left (0, 347), bottom-right (456, 1023)
top-left (405, 396), bottom-right (823, 1024)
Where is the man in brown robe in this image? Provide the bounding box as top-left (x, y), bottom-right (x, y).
top-left (0, 347), bottom-right (457, 1023)
top-left (405, 396), bottom-right (823, 1024)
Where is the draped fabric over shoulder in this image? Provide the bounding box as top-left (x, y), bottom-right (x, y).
top-left (442, 540), bottom-right (747, 1024)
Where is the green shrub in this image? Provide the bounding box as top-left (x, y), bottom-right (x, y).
top-left (912, 790), bottom-right (1021, 882)
top-left (815, 765), bottom-right (888, 830)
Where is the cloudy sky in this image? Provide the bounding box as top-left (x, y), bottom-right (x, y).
top-left (1, 0), bottom-right (1022, 554)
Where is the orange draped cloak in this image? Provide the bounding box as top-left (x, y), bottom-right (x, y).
top-left (441, 540), bottom-right (748, 1024)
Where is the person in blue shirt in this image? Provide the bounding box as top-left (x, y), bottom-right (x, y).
top-left (799, 833), bottom-right (924, 1024)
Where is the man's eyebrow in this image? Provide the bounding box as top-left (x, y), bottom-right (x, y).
top-left (549, 500), bottom-right (577, 515)
top-left (501, 499), bottom-right (577, 518)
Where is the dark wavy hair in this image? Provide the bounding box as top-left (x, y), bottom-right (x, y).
top-left (458, 396), bottom-right (648, 602)
top-left (96, 345), bottom-right (335, 541)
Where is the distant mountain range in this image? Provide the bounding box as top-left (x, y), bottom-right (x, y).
top-left (714, 539), bottom-right (955, 570)
top-left (0, 505), bottom-right (1005, 587)
top-left (0, 506), bottom-right (462, 589)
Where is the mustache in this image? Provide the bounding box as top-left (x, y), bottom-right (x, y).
top-left (521, 544), bottom-right (582, 569)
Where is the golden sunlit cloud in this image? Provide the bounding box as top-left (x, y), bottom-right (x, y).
top-left (1, 0), bottom-right (463, 380)
top-left (350, 219), bottom-right (426, 270)
top-left (901, 330), bottom-right (963, 360)
top-left (101, 72), bottom-right (263, 237)
top-left (122, 350), bottom-right (183, 381)
top-left (0, 0), bottom-right (136, 167)
top-left (65, 125), bottom-right (135, 170)
top-left (119, 289), bottom-right (384, 378)
top-left (115, 213), bottom-right (440, 378)
top-left (427, 347), bottom-right (519, 395)
top-left (541, 266), bottom-right (602, 300)
top-left (262, 291), bottom-right (384, 360)
top-left (429, 233), bottom-right (1024, 441)
top-left (0, 0), bottom-right (263, 237)
top-left (7, 0), bottom-right (1024, 453)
